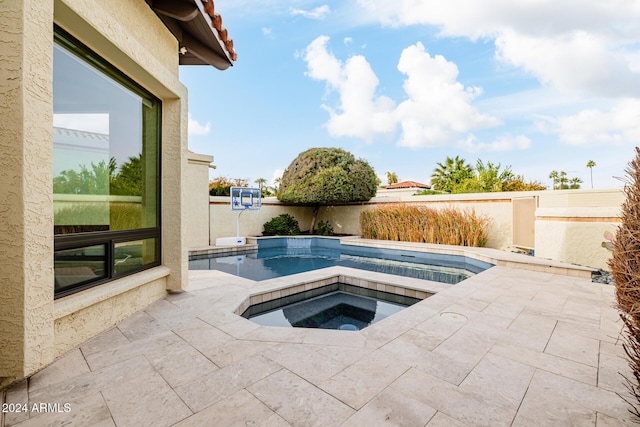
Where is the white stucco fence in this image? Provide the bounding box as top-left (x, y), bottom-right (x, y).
top-left (186, 156), bottom-right (624, 270)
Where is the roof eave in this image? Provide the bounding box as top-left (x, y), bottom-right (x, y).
top-left (147, 0), bottom-right (235, 70)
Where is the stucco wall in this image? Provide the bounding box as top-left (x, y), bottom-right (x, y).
top-left (0, 0), bottom-right (192, 383)
top-left (203, 188), bottom-right (624, 270)
top-left (317, 193), bottom-right (515, 250)
top-left (0, 0), bottom-right (56, 382)
top-left (534, 189), bottom-right (624, 270)
top-left (187, 153), bottom-right (214, 247)
top-left (53, 271), bottom-right (168, 356)
top-left (209, 198), bottom-right (314, 242)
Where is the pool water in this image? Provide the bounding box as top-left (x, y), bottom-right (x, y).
top-left (190, 238), bottom-right (490, 284)
top-left (241, 283), bottom-right (423, 330)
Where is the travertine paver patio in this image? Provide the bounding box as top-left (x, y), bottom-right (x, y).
top-left (2, 249), bottom-right (633, 426)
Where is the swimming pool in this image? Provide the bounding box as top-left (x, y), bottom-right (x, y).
top-left (189, 237), bottom-right (493, 284)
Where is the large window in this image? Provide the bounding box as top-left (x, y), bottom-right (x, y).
top-left (53, 27), bottom-right (161, 298)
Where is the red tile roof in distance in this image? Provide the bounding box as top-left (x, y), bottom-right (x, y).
top-left (386, 180), bottom-right (431, 189)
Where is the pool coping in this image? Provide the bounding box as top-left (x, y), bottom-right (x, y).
top-left (338, 238), bottom-right (594, 278)
top-left (232, 266), bottom-right (442, 320)
top-left (190, 236), bottom-right (594, 279)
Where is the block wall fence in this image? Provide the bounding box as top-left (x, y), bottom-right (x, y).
top-left (186, 158), bottom-right (624, 271)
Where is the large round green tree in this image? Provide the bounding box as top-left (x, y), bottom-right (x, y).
top-left (278, 147), bottom-right (378, 233)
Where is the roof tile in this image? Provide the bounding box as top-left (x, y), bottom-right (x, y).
top-left (201, 1), bottom-right (236, 62)
top-left (386, 180), bottom-right (431, 189)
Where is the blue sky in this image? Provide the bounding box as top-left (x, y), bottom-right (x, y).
top-left (181, 1), bottom-right (640, 190)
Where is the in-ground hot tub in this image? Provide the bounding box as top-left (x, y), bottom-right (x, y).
top-left (241, 282), bottom-right (424, 331)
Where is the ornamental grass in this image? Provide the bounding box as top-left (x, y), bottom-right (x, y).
top-left (359, 204), bottom-right (490, 247)
top-left (610, 147), bottom-right (640, 420)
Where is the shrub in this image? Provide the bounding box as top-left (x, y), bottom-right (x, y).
top-left (610, 147), bottom-right (640, 420)
top-left (209, 185), bottom-right (232, 196)
top-left (316, 220), bottom-right (334, 236)
top-left (360, 204), bottom-right (489, 247)
top-left (209, 176), bottom-right (249, 196)
top-left (278, 147), bottom-right (378, 233)
top-left (263, 213), bottom-right (300, 236)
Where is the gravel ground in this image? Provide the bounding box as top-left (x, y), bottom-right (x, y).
top-left (592, 269), bottom-right (615, 285)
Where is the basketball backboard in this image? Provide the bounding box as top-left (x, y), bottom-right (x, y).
top-left (230, 187), bottom-right (261, 211)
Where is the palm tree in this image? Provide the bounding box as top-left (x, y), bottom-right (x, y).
top-left (255, 177), bottom-right (267, 191)
top-left (558, 171), bottom-right (569, 189)
top-left (586, 160), bottom-right (596, 189)
top-left (549, 170), bottom-right (559, 190)
top-left (254, 178), bottom-right (267, 198)
top-left (431, 156), bottom-right (473, 193)
top-left (385, 171), bottom-right (399, 186)
top-left (569, 177), bottom-right (582, 189)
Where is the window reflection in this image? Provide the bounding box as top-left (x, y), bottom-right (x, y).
top-left (114, 239), bottom-right (158, 275)
top-left (52, 27), bottom-right (160, 298)
top-left (53, 41), bottom-right (158, 234)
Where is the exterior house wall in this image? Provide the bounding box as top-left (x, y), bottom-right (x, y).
top-left (187, 153), bottom-right (214, 247)
top-left (0, 0), bottom-right (56, 383)
top-left (0, 0), bottom-right (190, 383)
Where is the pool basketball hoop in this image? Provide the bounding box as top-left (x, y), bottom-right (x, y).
top-left (231, 187), bottom-right (262, 211)
top-left (216, 187), bottom-right (262, 246)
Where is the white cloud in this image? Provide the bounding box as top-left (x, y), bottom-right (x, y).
top-left (188, 113), bottom-right (211, 136)
top-left (495, 30), bottom-right (639, 97)
top-left (343, 37), bottom-right (353, 45)
top-left (304, 36), bottom-right (396, 141)
top-left (291, 5), bottom-right (331, 20)
top-left (459, 134), bottom-right (531, 152)
top-left (303, 38), bottom-right (502, 146)
top-left (537, 99), bottom-right (640, 146)
top-left (270, 169), bottom-right (284, 187)
top-left (262, 27), bottom-right (273, 37)
top-left (355, 0), bottom-right (640, 97)
top-left (395, 42), bottom-right (501, 147)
